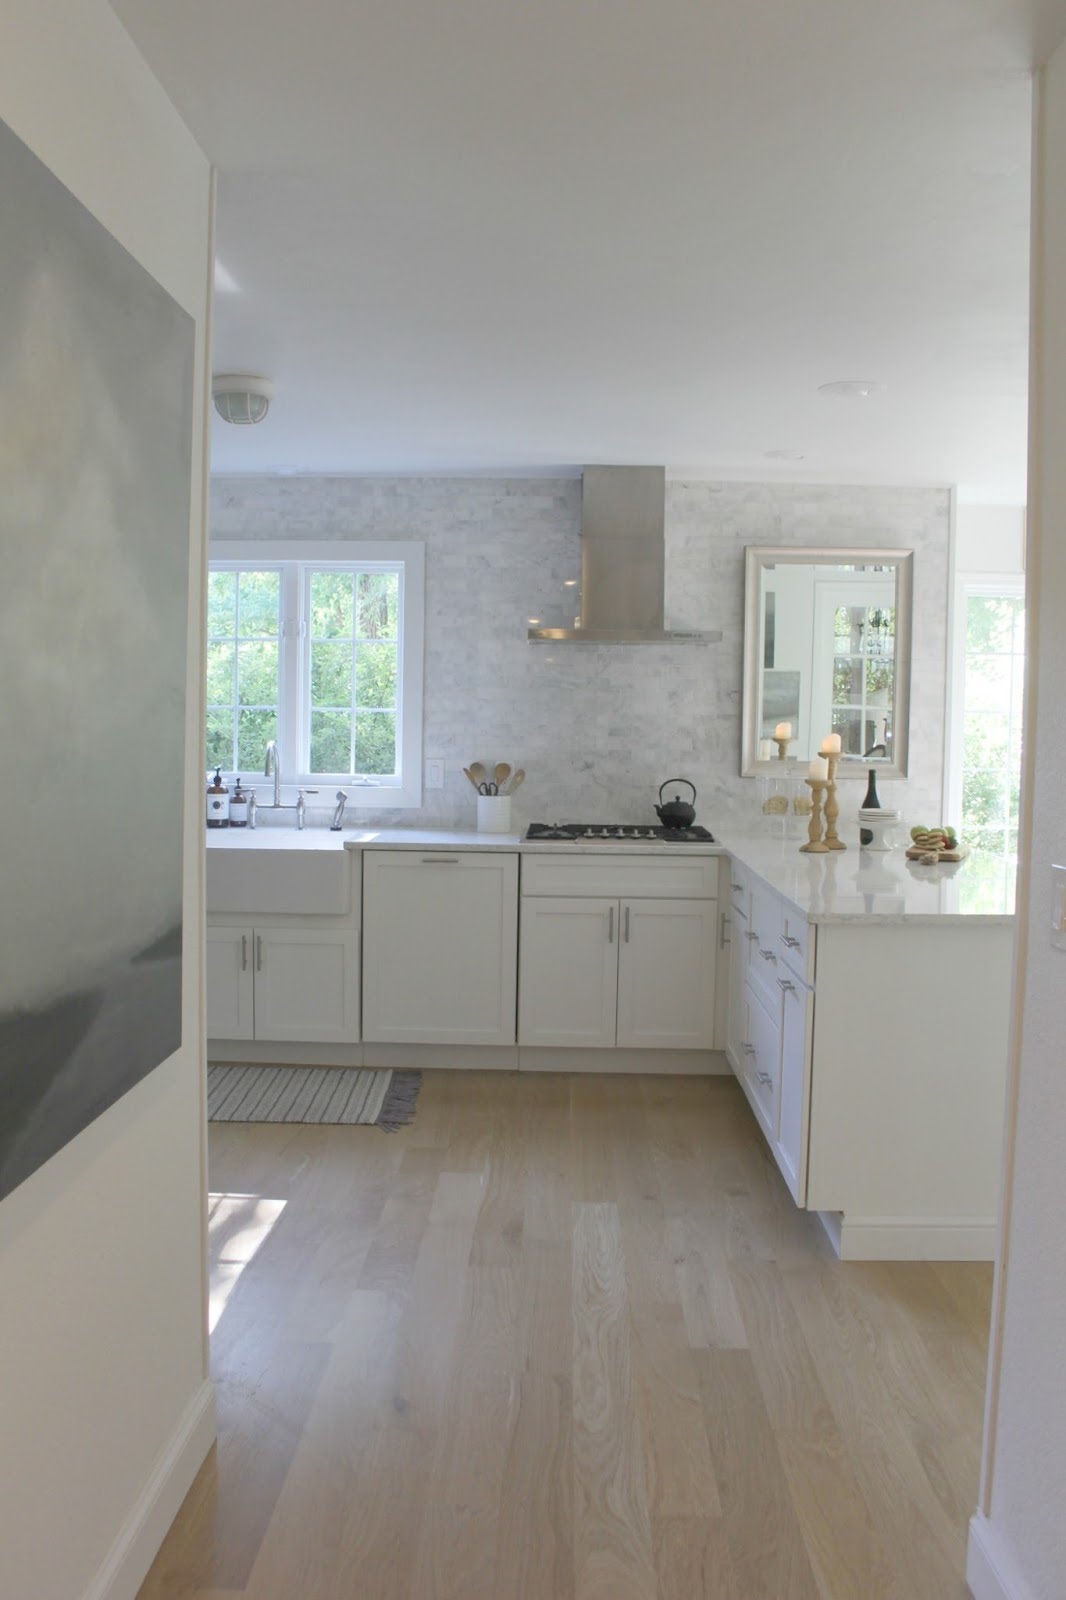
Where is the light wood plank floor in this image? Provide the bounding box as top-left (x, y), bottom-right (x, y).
top-left (139, 1071), bottom-right (991, 1600)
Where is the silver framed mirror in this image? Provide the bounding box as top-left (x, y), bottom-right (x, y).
top-left (741, 546), bottom-right (914, 777)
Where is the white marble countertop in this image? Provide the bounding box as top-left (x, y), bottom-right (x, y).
top-left (205, 824), bottom-right (1016, 920)
top-left (724, 835), bottom-right (1017, 924)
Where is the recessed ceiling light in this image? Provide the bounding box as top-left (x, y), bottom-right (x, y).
top-left (818, 380), bottom-right (885, 398)
top-left (563, 579), bottom-right (578, 587)
top-left (765, 448), bottom-right (806, 460)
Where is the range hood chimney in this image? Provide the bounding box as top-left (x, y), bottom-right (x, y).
top-left (528, 465), bottom-right (721, 644)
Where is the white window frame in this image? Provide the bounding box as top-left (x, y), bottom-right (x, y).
top-left (210, 540), bottom-right (425, 808)
top-left (945, 572), bottom-right (1025, 836)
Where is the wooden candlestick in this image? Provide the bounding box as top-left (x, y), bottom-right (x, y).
top-left (800, 779), bottom-right (830, 852)
top-left (823, 754), bottom-right (846, 850)
top-left (773, 735), bottom-right (793, 762)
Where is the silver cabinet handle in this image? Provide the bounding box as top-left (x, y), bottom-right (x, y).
top-left (624, 905), bottom-right (630, 943)
top-left (256, 934), bottom-right (263, 972)
top-left (608, 906), bottom-right (615, 943)
top-left (756, 1069), bottom-right (772, 1086)
top-left (731, 881), bottom-right (744, 893)
top-left (744, 929), bottom-right (759, 942)
top-left (776, 976), bottom-right (796, 992)
top-left (759, 947), bottom-right (777, 963)
top-left (719, 910), bottom-right (730, 948)
top-left (241, 934), bottom-right (248, 971)
top-left (780, 933), bottom-right (802, 950)
top-left (421, 856), bottom-right (459, 864)
top-left (741, 1042), bottom-right (755, 1055)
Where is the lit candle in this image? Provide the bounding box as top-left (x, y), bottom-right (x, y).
top-left (820, 732), bottom-right (842, 754)
top-left (809, 756), bottom-right (829, 781)
top-left (774, 722), bottom-right (793, 740)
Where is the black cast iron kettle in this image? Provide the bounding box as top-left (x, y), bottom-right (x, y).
top-left (655, 778), bottom-right (697, 831)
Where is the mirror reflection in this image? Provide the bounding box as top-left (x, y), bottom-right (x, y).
top-left (742, 548), bottom-right (913, 776)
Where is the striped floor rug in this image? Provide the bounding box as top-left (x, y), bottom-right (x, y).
top-left (207, 1064), bottom-right (422, 1130)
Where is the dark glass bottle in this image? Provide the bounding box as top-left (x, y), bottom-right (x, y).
top-left (860, 768), bottom-right (880, 845)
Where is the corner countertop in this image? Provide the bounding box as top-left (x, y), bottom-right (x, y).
top-left (205, 824), bottom-right (1016, 921)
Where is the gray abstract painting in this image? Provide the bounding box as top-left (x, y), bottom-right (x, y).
top-left (0, 117), bottom-right (193, 1201)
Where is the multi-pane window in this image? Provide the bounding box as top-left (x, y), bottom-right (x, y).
top-left (206, 569), bottom-right (281, 773)
top-left (831, 603), bottom-right (896, 758)
top-left (961, 593), bottom-right (1025, 861)
top-left (205, 544), bottom-right (424, 806)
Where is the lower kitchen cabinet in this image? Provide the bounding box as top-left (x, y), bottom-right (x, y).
top-left (616, 898), bottom-right (717, 1048)
top-left (519, 892), bottom-right (717, 1050)
top-left (361, 850), bottom-right (519, 1045)
top-left (775, 967), bottom-right (813, 1203)
top-left (206, 922), bottom-right (359, 1044)
top-left (518, 897), bottom-right (619, 1047)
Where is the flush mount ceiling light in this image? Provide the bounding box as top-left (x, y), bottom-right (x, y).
top-left (212, 373), bottom-right (275, 425)
top-left (817, 379), bottom-right (885, 398)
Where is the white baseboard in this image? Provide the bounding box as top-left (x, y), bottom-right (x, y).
top-left (84, 1379), bottom-right (216, 1600)
top-left (208, 1039), bottom-right (730, 1076)
top-left (835, 1215), bottom-right (997, 1261)
top-left (967, 1513), bottom-right (1037, 1600)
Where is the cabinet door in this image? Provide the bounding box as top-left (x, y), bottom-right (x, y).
top-left (206, 924), bottom-right (254, 1041)
top-left (252, 928), bottom-right (360, 1044)
top-left (740, 978), bottom-right (781, 1140)
top-left (616, 898), bottom-right (717, 1050)
top-left (362, 852), bottom-right (519, 1045)
top-left (726, 901), bottom-right (752, 1073)
top-left (775, 974), bottom-right (813, 1204)
top-left (518, 897), bottom-right (619, 1048)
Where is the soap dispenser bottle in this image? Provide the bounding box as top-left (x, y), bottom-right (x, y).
top-left (207, 767), bottom-right (229, 828)
top-left (229, 777), bottom-right (249, 828)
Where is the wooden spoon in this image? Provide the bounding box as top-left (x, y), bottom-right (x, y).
top-left (494, 762), bottom-right (512, 791)
top-left (507, 768), bottom-right (525, 794)
top-left (462, 766), bottom-right (481, 790)
top-left (468, 761), bottom-right (487, 790)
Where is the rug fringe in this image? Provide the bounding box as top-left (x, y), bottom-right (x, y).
top-left (375, 1070), bottom-right (423, 1132)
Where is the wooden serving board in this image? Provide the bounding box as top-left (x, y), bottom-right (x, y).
top-left (905, 843), bottom-right (971, 863)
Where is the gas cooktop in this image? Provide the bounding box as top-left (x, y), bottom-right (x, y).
top-left (525, 822), bottom-right (716, 843)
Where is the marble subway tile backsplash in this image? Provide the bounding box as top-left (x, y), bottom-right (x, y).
top-left (211, 476), bottom-right (950, 834)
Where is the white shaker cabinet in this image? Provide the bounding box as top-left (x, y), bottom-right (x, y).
top-left (361, 850), bottom-right (519, 1045)
top-left (205, 925), bottom-right (255, 1041)
top-left (616, 898), bottom-right (718, 1049)
top-left (206, 923), bottom-right (359, 1044)
top-left (775, 967), bottom-right (813, 1204)
top-left (518, 897), bottom-right (619, 1047)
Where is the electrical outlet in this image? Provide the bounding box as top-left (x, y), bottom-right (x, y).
top-left (425, 758), bottom-right (445, 790)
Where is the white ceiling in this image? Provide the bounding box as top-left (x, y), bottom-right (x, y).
top-left (112, 1), bottom-right (1066, 500)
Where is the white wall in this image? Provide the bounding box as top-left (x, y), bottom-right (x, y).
top-left (969, 36), bottom-right (1066, 1600)
top-left (955, 504), bottom-right (1026, 576)
top-left (211, 477), bottom-right (950, 830)
top-left (0, 6), bottom-right (213, 1599)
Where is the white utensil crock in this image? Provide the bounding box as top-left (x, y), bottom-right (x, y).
top-left (477, 794), bottom-right (512, 833)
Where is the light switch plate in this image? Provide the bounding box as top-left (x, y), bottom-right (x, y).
top-left (425, 758), bottom-right (445, 790)
top-left (1052, 864), bottom-right (1066, 950)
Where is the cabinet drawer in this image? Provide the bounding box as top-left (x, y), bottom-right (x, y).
top-left (743, 977), bottom-right (781, 1132)
top-left (778, 904), bottom-right (813, 984)
top-left (521, 853), bottom-right (718, 901)
top-left (747, 882), bottom-right (785, 1011)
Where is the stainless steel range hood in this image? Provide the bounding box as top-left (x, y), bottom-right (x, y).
top-left (527, 465), bottom-right (721, 643)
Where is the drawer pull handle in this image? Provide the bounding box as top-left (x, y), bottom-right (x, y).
top-left (759, 947), bottom-right (777, 963)
top-left (241, 934), bottom-right (248, 972)
top-left (744, 929), bottom-right (759, 942)
top-left (256, 934), bottom-right (263, 972)
top-left (608, 906), bottom-right (615, 944)
top-left (624, 905), bottom-right (630, 943)
top-left (776, 976), bottom-right (797, 993)
top-left (731, 881), bottom-right (744, 893)
top-left (780, 934), bottom-right (802, 949)
top-left (741, 1042), bottom-right (755, 1055)
top-left (756, 1069), bottom-right (772, 1087)
top-left (421, 856), bottom-right (459, 864)
top-left (719, 910), bottom-right (730, 948)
